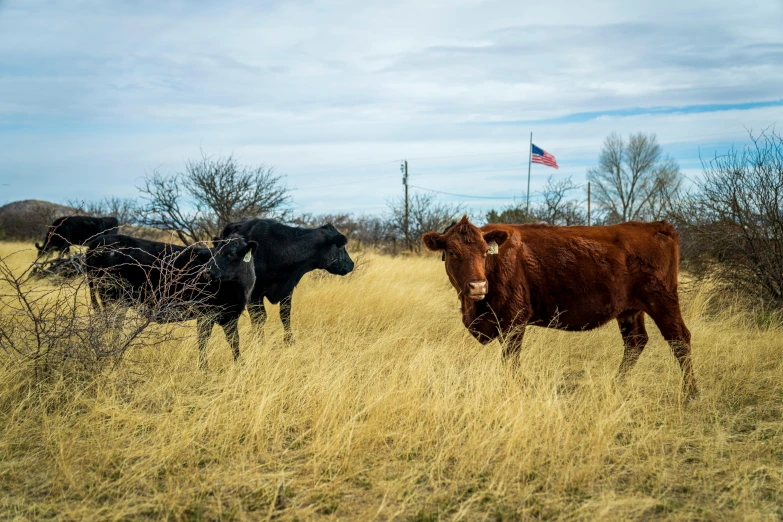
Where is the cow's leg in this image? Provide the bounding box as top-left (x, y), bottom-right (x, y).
top-left (196, 318), bottom-right (214, 370)
top-left (105, 302), bottom-right (127, 350)
top-left (646, 294), bottom-right (698, 401)
top-left (88, 279), bottom-right (101, 310)
top-left (501, 326), bottom-right (525, 369)
top-left (615, 310), bottom-right (649, 380)
top-left (222, 320), bottom-right (241, 361)
top-left (248, 301), bottom-right (267, 343)
top-left (279, 292), bottom-right (294, 345)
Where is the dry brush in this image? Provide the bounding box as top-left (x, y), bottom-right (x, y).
top-left (0, 242), bottom-right (782, 520)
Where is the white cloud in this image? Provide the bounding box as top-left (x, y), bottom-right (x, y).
top-left (0, 0), bottom-right (781, 216)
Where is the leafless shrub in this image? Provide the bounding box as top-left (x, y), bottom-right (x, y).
top-left (138, 152), bottom-right (290, 244)
top-left (298, 199), bottom-right (465, 254)
top-left (535, 176), bottom-right (587, 225)
top-left (0, 244), bottom-right (224, 381)
top-left (27, 253), bottom-right (86, 281)
top-left (1, 254), bottom-right (154, 379)
top-left (67, 197), bottom-right (140, 226)
top-left (386, 193), bottom-right (466, 252)
top-left (293, 213), bottom-right (395, 251)
top-left (293, 213), bottom-right (358, 236)
top-left (487, 175), bottom-right (586, 226)
top-left (670, 130), bottom-right (783, 307)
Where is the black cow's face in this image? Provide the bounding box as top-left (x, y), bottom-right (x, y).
top-left (35, 227), bottom-right (58, 253)
top-left (206, 236), bottom-right (258, 284)
top-left (319, 224), bottom-right (354, 276)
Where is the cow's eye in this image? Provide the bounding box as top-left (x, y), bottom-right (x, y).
top-left (447, 251), bottom-right (457, 258)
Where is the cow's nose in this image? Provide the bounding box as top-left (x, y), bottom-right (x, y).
top-left (467, 280), bottom-right (488, 297)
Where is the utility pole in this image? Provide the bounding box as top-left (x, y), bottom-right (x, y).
top-left (587, 181), bottom-right (591, 226)
top-left (526, 132), bottom-right (532, 218)
top-left (401, 160), bottom-right (409, 249)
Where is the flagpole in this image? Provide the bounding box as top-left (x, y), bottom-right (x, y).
top-left (526, 131), bottom-right (532, 217)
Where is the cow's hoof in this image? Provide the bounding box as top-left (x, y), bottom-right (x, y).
top-left (684, 390), bottom-right (700, 405)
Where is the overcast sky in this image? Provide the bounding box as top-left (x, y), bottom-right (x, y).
top-left (1, 0), bottom-right (782, 216)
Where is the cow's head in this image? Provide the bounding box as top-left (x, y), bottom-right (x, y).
top-left (35, 227), bottom-right (57, 253)
top-left (422, 216), bottom-right (508, 301)
top-left (318, 223), bottom-right (354, 276)
top-left (205, 235), bottom-right (258, 283)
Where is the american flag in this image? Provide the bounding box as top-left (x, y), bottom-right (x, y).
top-left (531, 143), bottom-right (558, 169)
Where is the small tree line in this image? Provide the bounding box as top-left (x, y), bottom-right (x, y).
top-left (4, 130), bottom-right (783, 308)
top-left (2, 134), bottom-right (678, 248)
top-left (485, 132), bottom-right (683, 226)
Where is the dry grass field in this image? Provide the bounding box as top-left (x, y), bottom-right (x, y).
top-left (1, 240), bottom-right (783, 520)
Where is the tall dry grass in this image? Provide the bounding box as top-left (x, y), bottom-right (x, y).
top-left (1, 241), bottom-right (782, 520)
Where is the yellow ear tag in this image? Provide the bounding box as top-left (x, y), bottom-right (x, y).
top-left (243, 251), bottom-right (252, 263)
top-left (487, 241), bottom-right (499, 255)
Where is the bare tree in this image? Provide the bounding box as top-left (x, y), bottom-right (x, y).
top-left (386, 193), bottom-right (465, 251)
top-left (294, 213), bottom-right (358, 236)
top-left (646, 158), bottom-right (683, 220)
top-left (294, 212), bottom-right (397, 251)
top-left (671, 130), bottom-right (783, 306)
top-left (486, 176), bottom-right (586, 226)
top-left (536, 175), bottom-right (587, 225)
top-left (587, 132), bottom-right (682, 223)
top-left (353, 215), bottom-right (396, 250)
top-left (138, 153), bottom-right (290, 244)
top-left (68, 197), bottom-right (140, 226)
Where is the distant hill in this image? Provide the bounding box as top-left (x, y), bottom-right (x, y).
top-left (0, 199), bottom-right (177, 243)
top-left (0, 200), bottom-right (78, 241)
top-left (0, 200), bottom-right (76, 218)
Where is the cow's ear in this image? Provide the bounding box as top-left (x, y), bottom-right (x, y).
top-left (422, 231), bottom-right (446, 251)
top-left (332, 234), bottom-right (348, 247)
top-left (240, 241), bottom-right (257, 263)
top-left (483, 230), bottom-right (509, 248)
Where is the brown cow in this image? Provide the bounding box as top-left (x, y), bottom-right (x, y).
top-left (423, 216), bottom-right (697, 400)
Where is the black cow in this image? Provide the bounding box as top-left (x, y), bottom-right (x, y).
top-left (36, 215), bottom-right (119, 258)
top-left (219, 219), bottom-right (354, 344)
top-left (84, 234), bottom-right (257, 367)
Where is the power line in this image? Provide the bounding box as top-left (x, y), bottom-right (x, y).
top-left (408, 185), bottom-right (522, 200)
top-left (287, 152), bottom-right (525, 180)
top-left (288, 159), bottom-right (400, 179)
top-left (405, 151), bottom-right (524, 161)
top-left (292, 173), bottom-right (400, 191)
top-left (286, 137), bottom-right (748, 180)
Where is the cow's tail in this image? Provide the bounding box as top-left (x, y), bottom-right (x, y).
top-left (655, 220), bottom-right (680, 291)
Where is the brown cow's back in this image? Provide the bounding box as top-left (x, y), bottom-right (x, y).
top-left (480, 221), bottom-right (680, 332)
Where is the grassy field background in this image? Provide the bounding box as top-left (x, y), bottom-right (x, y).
top-left (1, 240), bottom-right (782, 520)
